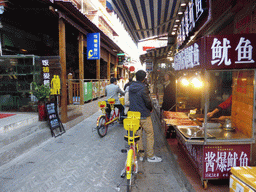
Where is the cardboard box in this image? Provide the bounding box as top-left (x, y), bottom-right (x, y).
top-left (230, 175), bottom-right (254, 192)
top-left (230, 167), bottom-right (256, 191)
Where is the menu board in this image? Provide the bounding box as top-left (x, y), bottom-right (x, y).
top-left (46, 102), bottom-right (65, 137)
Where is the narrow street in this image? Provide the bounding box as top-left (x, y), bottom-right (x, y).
top-left (0, 110), bottom-right (194, 192)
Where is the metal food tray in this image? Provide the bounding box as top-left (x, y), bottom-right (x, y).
top-left (177, 126), bottom-right (215, 139)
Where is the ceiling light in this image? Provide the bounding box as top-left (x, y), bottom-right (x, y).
top-left (181, 3), bottom-right (186, 6)
top-left (173, 28), bottom-right (177, 30)
top-left (174, 25), bottom-right (178, 27)
top-left (176, 19), bottom-right (180, 22)
top-left (171, 32), bottom-right (176, 35)
top-left (178, 12), bottom-right (183, 15)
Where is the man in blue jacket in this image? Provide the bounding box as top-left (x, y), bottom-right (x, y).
top-left (129, 70), bottom-right (162, 163)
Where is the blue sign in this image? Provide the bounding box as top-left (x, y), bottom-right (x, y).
top-left (87, 33), bottom-right (100, 60)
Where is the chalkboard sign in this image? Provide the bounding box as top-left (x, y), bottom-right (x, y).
top-left (46, 101), bottom-right (65, 137)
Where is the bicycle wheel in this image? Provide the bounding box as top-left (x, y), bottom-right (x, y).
top-left (96, 116), bottom-right (108, 137)
top-left (127, 179), bottom-right (131, 192)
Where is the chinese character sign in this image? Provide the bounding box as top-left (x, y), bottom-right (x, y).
top-left (87, 33), bottom-right (100, 60)
top-left (37, 56), bottom-right (61, 96)
top-left (174, 42), bottom-right (201, 70)
top-left (203, 145), bottom-right (250, 179)
top-left (174, 34), bottom-right (256, 71)
top-left (206, 34), bottom-right (256, 70)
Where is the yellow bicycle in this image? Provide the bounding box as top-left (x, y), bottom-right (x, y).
top-left (121, 111), bottom-right (141, 192)
top-left (96, 98), bottom-right (124, 137)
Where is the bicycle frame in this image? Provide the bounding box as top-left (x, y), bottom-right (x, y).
top-left (96, 98), bottom-right (123, 137)
top-left (105, 104), bottom-right (120, 125)
top-left (126, 143), bottom-right (137, 180)
top-left (123, 111), bottom-right (141, 191)
top-left (97, 98), bottom-right (120, 125)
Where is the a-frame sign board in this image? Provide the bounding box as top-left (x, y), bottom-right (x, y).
top-left (46, 97), bottom-right (65, 137)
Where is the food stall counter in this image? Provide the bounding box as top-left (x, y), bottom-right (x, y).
top-left (163, 111), bottom-right (253, 189)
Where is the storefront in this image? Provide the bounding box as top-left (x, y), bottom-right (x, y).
top-left (160, 34), bottom-right (256, 189)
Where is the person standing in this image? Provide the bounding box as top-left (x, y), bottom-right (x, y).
top-left (105, 77), bottom-right (125, 123)
top-left (129, 70), bottom-right (162, 163)
top-left (124, 77), bottom-right (134, 91)
top-left (162, 72), bottom-right (176, 111)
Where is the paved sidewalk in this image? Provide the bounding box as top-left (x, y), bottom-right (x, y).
top-left (0, 106), bottom-right (194, 192)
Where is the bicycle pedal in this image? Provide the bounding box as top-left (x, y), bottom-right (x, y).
top-left (121, 149), bottom-right (127, 153)
top-left (120, 168), bottom-right (126, 178)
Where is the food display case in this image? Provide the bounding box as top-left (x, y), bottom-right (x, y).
top-left (162, 34), bottom-right (256, 189)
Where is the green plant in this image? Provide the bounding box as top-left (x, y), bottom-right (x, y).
top-left (30, 82), bottom-right (51, 102)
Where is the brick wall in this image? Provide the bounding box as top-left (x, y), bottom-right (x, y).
top-left (231, 70), bottom-right (254, 137)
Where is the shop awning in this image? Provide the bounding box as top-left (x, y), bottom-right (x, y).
top-left (140, 45), bottom-right (172, 63)
top-left (107, 0), bottom-right (180, 43)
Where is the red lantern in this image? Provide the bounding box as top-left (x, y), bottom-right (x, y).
top-left (129, 66), bottom-right (135, 72)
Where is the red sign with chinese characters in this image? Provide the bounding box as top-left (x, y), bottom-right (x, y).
top-left (174, 34), bottom-right (256, 71)
top-left (204, 34), bottom-right (256, 70)
top-left (203, 144), bottom-right (251, 179)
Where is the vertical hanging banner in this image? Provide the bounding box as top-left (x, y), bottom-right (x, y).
top-left (87, 33), bottom-right (100, 60)
top-left (36, 56), bottom-right (61, 95)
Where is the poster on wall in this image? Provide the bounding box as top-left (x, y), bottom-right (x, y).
top-left (84, 82), bottom-right (92, 102)
top-left (87, 33), bottom-right (100, 60)
top-left (146, 62), bottom-right (153, 72)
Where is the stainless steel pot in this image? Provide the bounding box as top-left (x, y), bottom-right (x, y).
top-left (222, 119), bottom-right (235, 131)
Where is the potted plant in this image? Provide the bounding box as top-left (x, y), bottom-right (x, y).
top-left (30, 82), bottom-right (51, 121)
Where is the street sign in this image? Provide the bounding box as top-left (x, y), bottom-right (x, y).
top-left (87, 33), bottom-right (100, 60)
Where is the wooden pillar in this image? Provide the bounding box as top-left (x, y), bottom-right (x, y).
top-left (114, 56), bottom-right (117, 78)
top-left (79, 33), bottom-right (84, 105)
top-left (96, 59), bottom-right (100, 79)
top-left (153, 58), bottom-right (157, 94)
top-left (59, 18), bottom-right (67, 123)
top-left (107, 53), bottom-right (111, 80)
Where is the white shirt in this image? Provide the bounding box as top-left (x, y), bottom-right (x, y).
top-left (105, 83), bottom-right (124, 104)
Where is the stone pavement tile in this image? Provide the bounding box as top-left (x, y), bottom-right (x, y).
top-left (0, 106), bottom-right (194, 192)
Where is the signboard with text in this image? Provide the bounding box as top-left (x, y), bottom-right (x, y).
top-left (36, 56), bottom-right (61, 95)
top-left (87, 33), bottom-right (100, 60)
top-left (177, 0), bottom-right (208, 47)
top-left (146, 62), bottom-right (153, 72)
top-left (174, 34), bottom-right (256, 71)
top-left (46, 102), bottom-right (65, 137)
top-left (203, 144), bottom-right (250, 179)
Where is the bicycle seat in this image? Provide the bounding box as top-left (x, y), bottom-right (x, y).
top-left (124, 135), bottom-right (140, 142)
top-left (98, 101), bottom-right (106, 108)
top-left (123, 119), bottom-right (140, 132)
top-left (123, 118), bottom-right (141, 145)
top-left (108, 98), bottom-right (115, 105)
